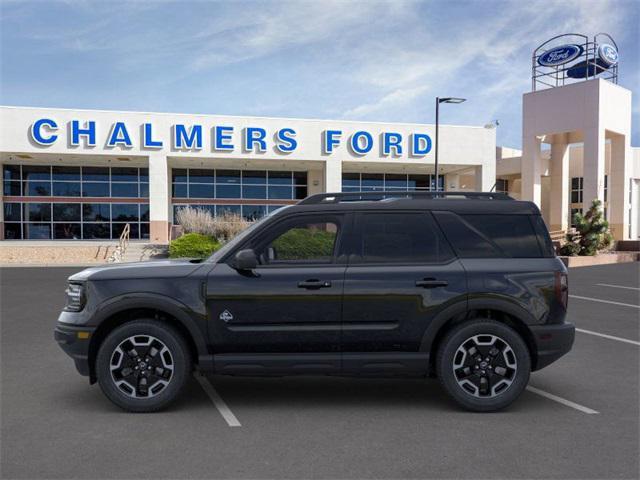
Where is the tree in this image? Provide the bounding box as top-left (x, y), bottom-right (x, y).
top-left (559, 199), bottom-right (613, 256)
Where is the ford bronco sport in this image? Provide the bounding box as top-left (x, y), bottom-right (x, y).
top-left (55, 191), bottom-right (574, 412)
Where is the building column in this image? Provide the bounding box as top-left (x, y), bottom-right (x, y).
top-left (582, 126), bottom-right (606, 211)
top-left (521, 135), bottom-right (542, 205)
top-left (474, 162), bottom-right (495, 192)
top-left (324, 159), bottom-right (342, 193)
top-left (549, 134), bottom-right (570, 232)
top-left (148, 153), bottom-right (170, 244)
top-left (609, 134), bottom-right (631, 240)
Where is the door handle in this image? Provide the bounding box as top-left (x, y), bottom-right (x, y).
top-left (415, 278), bottom-right (448, 288)
top-left (298, 279), bottom-right (332, 289)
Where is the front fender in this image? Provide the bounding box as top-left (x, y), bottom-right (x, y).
top-left (90, 293), bottom-right (209, 359)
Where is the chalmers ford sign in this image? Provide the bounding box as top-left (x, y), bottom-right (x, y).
top-left (29, 118), bottom-right (434, 157)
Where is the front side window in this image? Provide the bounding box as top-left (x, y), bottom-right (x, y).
top-left (354, 212), bottom-right (454, 264)
top-left (257, 217), bottom-right (340, 265)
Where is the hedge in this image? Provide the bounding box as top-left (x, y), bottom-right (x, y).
top-left (169, 233), bottom-right (221, 259)
top-left (272, 228), bottom-right (335, 260)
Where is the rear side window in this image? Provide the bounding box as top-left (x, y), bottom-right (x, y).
top-left (433, 211), bottom-right (544, 258)
top-left (461, 215), bottom-right (543, 258)
top-left (530, 215), bottom-right (556, 257)
top-left (353, 212), bottom-right (454, 264)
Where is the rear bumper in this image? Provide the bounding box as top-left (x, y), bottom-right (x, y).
top-left (530, 322), bottom-right (575, 371)
top-left (54, 323), bottom-right (95, 377)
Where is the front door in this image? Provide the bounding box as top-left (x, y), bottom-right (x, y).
top-left (206, 213), bottom-right (348, 369)
top-left (341, 211), bottom-right (467, 373)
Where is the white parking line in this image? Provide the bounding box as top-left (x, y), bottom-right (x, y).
top-left (596, 283), bottom-right (640, 291)
top-left (526, 386), bottom-right (599, 414)
top-left (569, 294), bottom-right (640, 309)
top-left (576, 327), bottom-right (640, 346)
top-left (195, 374), bottom-right (242, 427)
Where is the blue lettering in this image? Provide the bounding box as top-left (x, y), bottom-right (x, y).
top-left (275, 128), bottom-right (297, 153)
top-left (143, 123), bottom-right (163, 148)
top-left (214, 126), bottom-right (234, 151)
top-left (107, 122), bottom-right (132, 148)
top-left (383, 132), bottom-right (403, 156)
top-left (173, 124), bottom-right (202, 150)
top-left (411, 133), bottom-right (432, 156)
top-left (350, 131), bottom-right (373, 155)
top-left (71, 120), bottom-right (96, 147)
top-left (244, 127), bottom-right (267, 152)
top-left (323, 130), bottom-right (342, 154)
top-left (30, 118), bottom-right (58, 145)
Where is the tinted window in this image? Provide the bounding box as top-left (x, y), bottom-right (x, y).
top-left (435, 211), bottom-right (544, 258)
top-left (461, 215), bottom-right (542, 258)
top-left (433, 211), bottom-right (501, 258)
top-left (355, 212), bottom-right (454, 264)
top-left (258, 217), bottom-right (340, 264)
top-left (530, 215), bottom-right (555, 257)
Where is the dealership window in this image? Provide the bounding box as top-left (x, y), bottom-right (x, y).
top-left (342, 173), bottom-right (444, 192)
top-left (570, 177), bottom-right (583, 203)
top-left (495, 179), bottom-right (509, 194)
top-left (171, 168), bottom-right (306, 221)
top-left (3, 201), bottom-right (149, 240)
top-left (570, 208), bottom-right (582, 228)
top-left (3, 164), bottom-right (149, 240)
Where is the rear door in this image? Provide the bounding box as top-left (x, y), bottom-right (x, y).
top-left (341, 211), bottom-right (467, 373)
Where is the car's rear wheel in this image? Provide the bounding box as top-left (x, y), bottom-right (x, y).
top-left (437, 319), bottom-right (530, 412)
top-left (96, 320), bottom-right (191, 412)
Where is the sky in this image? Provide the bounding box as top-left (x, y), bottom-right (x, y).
top-left (1, 0), bottom-right (638, 148)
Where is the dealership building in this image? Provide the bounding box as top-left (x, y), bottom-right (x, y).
top-left (0, 34), bottom-right (638, 248)
top-left (0, 107), bottom-right (496, 244)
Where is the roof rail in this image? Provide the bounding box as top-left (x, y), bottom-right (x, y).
top-left (298, 191), bottom-right (513, 205)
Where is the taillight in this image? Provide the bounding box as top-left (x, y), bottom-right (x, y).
top-left (555, 271), bottom-right (568, 309)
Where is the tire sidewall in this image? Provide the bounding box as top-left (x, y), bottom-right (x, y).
top-left (437, 320), bottom-right (531, 412)
top-left (96, 320), bottom-right (191, 412)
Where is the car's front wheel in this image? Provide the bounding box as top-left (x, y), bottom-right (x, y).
top-left (96, 320), bottom-right (192, 412)
top-left (437, 319), bottom-right (531, 412)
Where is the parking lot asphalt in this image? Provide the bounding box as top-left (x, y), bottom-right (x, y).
top-left (1, 262), bottom-right (638, 479)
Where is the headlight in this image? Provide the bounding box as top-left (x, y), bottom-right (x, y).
top-left (65, 283), bottom-right (85, 312)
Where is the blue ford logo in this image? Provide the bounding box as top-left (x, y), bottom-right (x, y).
top-left (538, 44), bottom-right (583, 67)
top-left (598, 44), bottom-right (618, 66)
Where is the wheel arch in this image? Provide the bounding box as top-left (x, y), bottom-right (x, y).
top-left (421, 296), bottom-right (539, 374)
top-left (87, 294), bottom-right (208, 383)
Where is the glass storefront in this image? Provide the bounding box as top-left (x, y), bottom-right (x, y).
top-left (342, 172), bottom-right (445, 192)
top-left (2, 164), bottom-right (149, 239)
top-left (171, 168), bottom-right (307, 221)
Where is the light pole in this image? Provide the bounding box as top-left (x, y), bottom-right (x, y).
top-left (435, 97), bottom-right (466, 191)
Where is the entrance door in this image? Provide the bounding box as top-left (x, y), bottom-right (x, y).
top-left (206, 213), bottom-right (348, 372)
top-left (341, 211), bottom-right (467, 374)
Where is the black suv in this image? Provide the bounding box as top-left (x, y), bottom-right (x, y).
top-left (55, 191), bottom-right (574, 412)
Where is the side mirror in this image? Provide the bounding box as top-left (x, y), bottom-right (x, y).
top-left (233, 249), bottom-right (258, 271)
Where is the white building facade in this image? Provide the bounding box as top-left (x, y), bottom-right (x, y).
top-left (0, 106), bottom-right (496, 244)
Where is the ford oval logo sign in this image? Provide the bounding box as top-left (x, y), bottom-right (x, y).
top-left (598, 44), bottom-right (618, 66)
top-left (538, 44), bottom-right (583, 67)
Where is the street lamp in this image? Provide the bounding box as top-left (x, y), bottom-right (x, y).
top-left (435, 97), bottom-right (466, 192)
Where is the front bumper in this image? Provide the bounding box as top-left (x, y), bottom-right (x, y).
top-left (54, 322), bottom-right (95, 377)
top-left (529, 322), bottom-right (575, 371)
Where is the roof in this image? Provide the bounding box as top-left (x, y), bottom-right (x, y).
top-left (281, 191), bottom-right (541, 215)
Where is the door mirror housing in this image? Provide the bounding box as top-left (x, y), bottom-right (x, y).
top-left (233, 249), bottom-right (258, 271)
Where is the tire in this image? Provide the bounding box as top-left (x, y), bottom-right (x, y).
top-left (436, 319), bottom-right (530, 412)
top-left (96, 320), bottom-right (192, 412)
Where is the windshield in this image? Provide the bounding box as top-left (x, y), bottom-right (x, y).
top-left (206, 206), bottom-right (292, 263)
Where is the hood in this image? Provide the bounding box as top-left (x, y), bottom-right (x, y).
top-left (68, 258), bottom-right (207, 282)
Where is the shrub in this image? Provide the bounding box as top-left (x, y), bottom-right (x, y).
top-left (175, 207), bottom-right (251, 243)
top-left (272, 228), bottom-right (336, 260)
top-left (169, 233), bottom-right (220, 259)
top-left (559, 199), bottom-right (613, 256)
